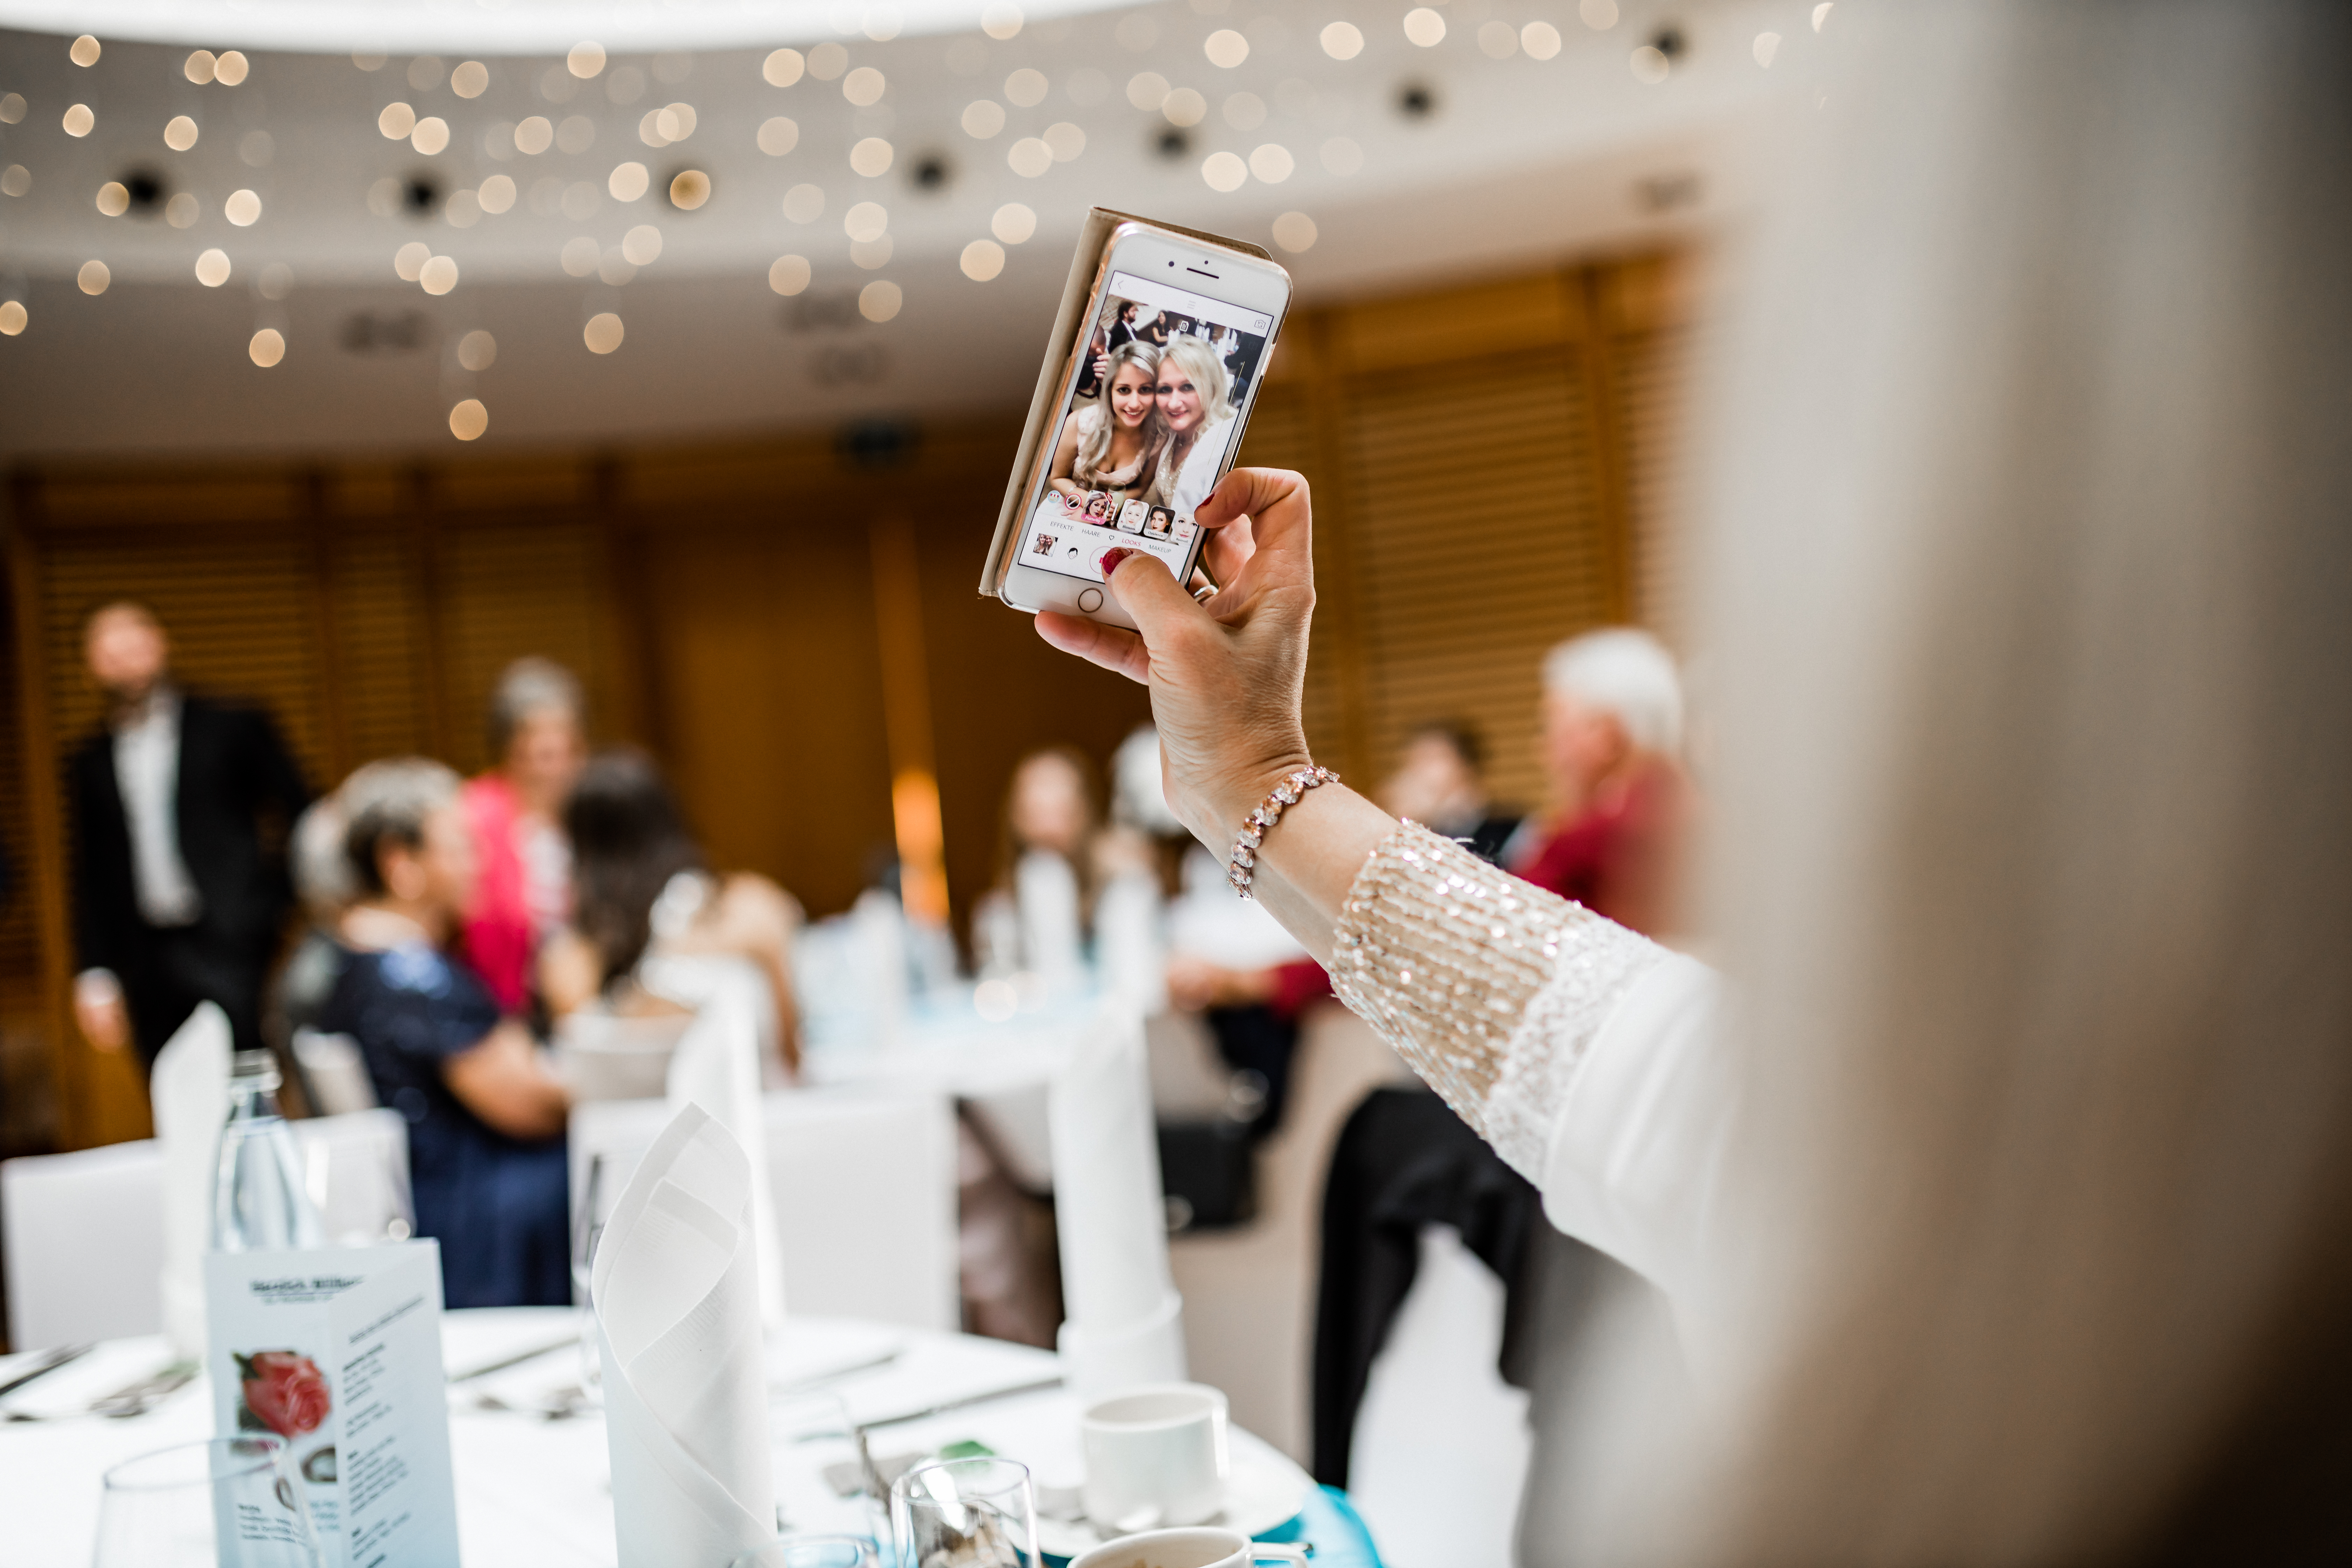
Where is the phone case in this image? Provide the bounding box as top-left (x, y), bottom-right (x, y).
top-left (978, 209), bottom-right (1276, 600)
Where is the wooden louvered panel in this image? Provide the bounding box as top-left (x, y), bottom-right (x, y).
top-left (1233, 384), bottom-right (1355, 764)
top-left (1339, 351), bottom-right (1615, 812)
top-left (0, 582), bottom-right (37, 992)
top-left (37, 534), bottom-right (330, 792)
top-left (326, 530), bottom-right (432, 777)
top-left (437, 523), bottom-right (614, 771)
top-left (1616, 321), bottom-right (1695, 646)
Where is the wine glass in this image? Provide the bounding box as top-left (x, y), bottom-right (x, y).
top-left (890, 1456), bottom-right (1040, 1568)
top-left (727, 1533), bottom-right (878, 1568)
top-left (94, 1435), bottom-right (322, 1568)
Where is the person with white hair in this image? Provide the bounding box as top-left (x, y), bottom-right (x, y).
top-left (1508, 626), bottom-right (1693, 939)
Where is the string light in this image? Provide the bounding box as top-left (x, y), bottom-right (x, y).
top-left (1248, 144), bottom-right (1293, 183)
top-left (843, 66), bottom-right (886, 107)
top-left (850, 137), bottom-right (894, 176)
top-left (1205, 29), bottom-right (1250, 68)
top-left (992, 203), bottom-right (1036, 244)
top-left (196, 248), bottom-right (232, 286)
top-left (449, 398), bottom-right (488, 440)
top-left (759, 117), bottom-right (799, 155)
top-left (858, 280), bottom-right (902, 322)
top-left (1320, 22), bottom-right (1363, 60)
top-left (609, 161), bottom-right (649, 201)
top-left (960, 239), bottom-right (1004, 281)
top-left (768, 254), bottom-right (811, 295)
top-left (763, 49), bottom-right (805, 87)
top-left (457, 329), bottom-right (497, 370)
top-left (621, 224), bottom-right (663, 265)
top-left (583, 312), bottom-right (624, 353)
top-left (70, 35), bottom-right (101, 66)
top-left (215, 50), bottom-right (250, 84)
top-left (1201, 151), bottom-right (1246, 192)
top-left (78, 260), bottom-right (110, 294)
top-left (1272, 211), bottom-right (1318, 252)
top-left (226, 189), bottom-right (262, 226)
top-left (97, 181), bottom-right (130, 216)
top-left (249, 328), bottom-right (284, 367)
top-left (0, 300), bottom-right (25, 335)
top-left (63, 104), bottom-right (95, 137)
top-left (1524, 22), bottom-right (1563, 59)
top-left (419, 255), bottom-right (458, 294)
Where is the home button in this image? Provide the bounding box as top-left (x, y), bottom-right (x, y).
top-left (1077, 588), bottom-right (1104, 612)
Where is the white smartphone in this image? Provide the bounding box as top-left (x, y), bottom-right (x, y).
top-left (998, 222), bottom-right (1292, 629)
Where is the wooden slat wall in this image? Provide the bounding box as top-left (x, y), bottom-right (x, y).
top-left (0, 248), bottom-right (1691, 1154)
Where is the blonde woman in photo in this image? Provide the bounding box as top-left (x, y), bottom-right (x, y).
top-left (1046, 341), bottom-right (1167, 506)
top-left (1148, 336), bottom-right (1236, 525)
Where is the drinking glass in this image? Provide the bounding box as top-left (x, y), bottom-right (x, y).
top-left (890, 1456), bottom-right (1040, 1568)
top-left (728, 1533), bottom-right (878, 1568)
top-left (94, 1435), bottom-right (322, 1568)
top-left (770, 1391), bottom-right (885, 1544)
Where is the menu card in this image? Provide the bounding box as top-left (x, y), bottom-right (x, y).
top-left (204, 1242), bottom-right (460, 1568)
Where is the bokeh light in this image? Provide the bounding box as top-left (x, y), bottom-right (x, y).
top-left (960, 239), bottom-right (1004, 281)
top-left (1630, 45), bottom-right (1670, 83)
top-left (226, 189), bottom-right (262, 226)
top-left (858, 280), bottom-right (903, 322)
top-left (457, 329), bottom-right (497, 370)
top-left (394, 241), bottom-right (431, 280)
top-left (583, 312), bottom-right (625, 354)
top-left (1162, 89), bottom-right (1206, 128)
top-left (1582, 0), bottom-right (1619, 28)
top-left (1249, 144), bottom-right (1294, 183)
top-left (1272, 211), bottom-right (1318, 253)
top-left (622, 224), bottom-right (664, 264)
top-left (850, 137), bottom-right (894, 176)
top-left (1321, 22), bottom-right (1364, 59)
top-left (63, 104), bottom-right (94, 137)
top-left (962, 101), bottom-right (1005, 139)
top-left (449, 398), bottom-right (488, 440)
top-left (419, 255), bottom-right (459, 294)
top-left (515, 115), bottom-right (553, 155)
top-left (992, 203), bottom-right (1036, 243)
top-left (479, 174), bottom-right (517, 214)
top-left (610, 161), bottom-right (650, 201)
top-left (783, 183), bottom-right (825, 223)
top-left (844, 67), bottom-right (886, 107)
top-left (980, 3), bottom-right (1023, 41)
top-left (379, 102), bottom-right (416, 139)
top-left (412, 117), bottom-right (450, 155)
top-left (186, 50), bottom-right (217, 85)
top-left (1007, 138), bottom-right (1052, 178)
top-left (759, 117), bottom-right (799, 155)
top-left (1005, 68), bottom-right (1048, 107)
top-left (768, 254), bottom-right (811, 295)
top-left (568, 42), bottom-right (607, 79)
top-left (669, 169), bottom-right (710, 208)
top-left (1043, 122), bottom-right (1086, 161)
top-left (763, 49), bottom-right (805, 87)
top-left (453, 61), bottom-right (489, 98)
top-left (1524, 22), bottom-right (1563, 59)
top-left (844, 200), bottom-right (888, 242)
top-left (1201, 151), bottom-right (1247, 192)
top-left (97, 182), bottom-right (129, 217)
top-left (0, 300), bottom-right (25, 335)
top-left (70, 35), bottom-right (101, 67)
top-left (78, 260), bottom-right (110, 294)
top-left (1404, 9), bottom-right (1447, 47)
top-left (195, 248), bottom-right (232, 286)
top-left (249, 328), bottom-right (284, 367)
top-left (166, 115), bottom-right (201, 151)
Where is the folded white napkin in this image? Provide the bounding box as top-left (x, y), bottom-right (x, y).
top-left (666, 975), bottom-right (788, 1327)
top-left (1050, 1006), bottom-right (1186, 1399)
top-left (593, 1104), bottom-right (776, 1568)
top-left (150, 1001), bottom-right (231, 1362)
top-left (1093, 871), bottom-right (1168, 1015)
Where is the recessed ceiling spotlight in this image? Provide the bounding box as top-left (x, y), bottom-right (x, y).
top-left (1155, 127), bottom-right (1191, 161)
top-left (404, 176), bottom-right (441, 215)
top-left (1652, 26), bottom-right (1686, 59)
top-left (1396, 82), bottom-right (1437, 119)
top-left (122, 170), bottom-right (164, 215)
top-left (909, 153), bottom-right (951, 192)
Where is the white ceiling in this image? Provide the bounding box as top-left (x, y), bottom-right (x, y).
top-left (0, 0), bottom-right (1821, 457)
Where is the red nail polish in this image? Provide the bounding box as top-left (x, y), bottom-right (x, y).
top-left (1098, 546), bottom-right (1139, 576)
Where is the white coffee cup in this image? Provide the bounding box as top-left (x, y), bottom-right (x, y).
top-left (1080, 1383), bottom-right (1230, 1532)
top-left (1069, 1527), bottom-right (1309, 1568)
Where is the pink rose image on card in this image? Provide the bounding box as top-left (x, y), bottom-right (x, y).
top-left (235, 1350), bottom-right (331, 1438)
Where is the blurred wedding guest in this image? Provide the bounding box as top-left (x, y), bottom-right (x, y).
top-left (1509, 628), bottom-right (1692, 939)
top-left (322, 760), bottom-right (570, 1307)
top-left (971, 747), bottom-right (1099, 990)
top-left (539, 749), bottom-right (803, 1077)
top-left (69, 601), bottom-right (310, 1069)
top-left (1379, 721), bottom-right (1522, 865)
top-left (267, 787), bottom-right (361, 1049)
top-left (1148, 339), bottom-right (1238, 524)
top-left (460, 657), bottom-right (588, 1017)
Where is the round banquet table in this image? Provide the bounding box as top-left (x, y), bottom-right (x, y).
top-left (0, 1308), bottom-right (1381, 1567)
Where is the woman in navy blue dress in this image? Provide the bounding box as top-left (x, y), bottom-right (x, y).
top-left (320, 759), bottom-right (573, 1308)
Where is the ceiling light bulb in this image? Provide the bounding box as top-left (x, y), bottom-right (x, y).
top-left (768, 254), bottom-right (811, 295)
top-left (991, 202), bottom-right (1036, 244)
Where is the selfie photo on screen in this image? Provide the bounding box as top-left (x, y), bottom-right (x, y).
top-left (1015, 272), bottom-right (1273, 586)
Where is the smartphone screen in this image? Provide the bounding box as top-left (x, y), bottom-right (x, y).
top-left (1010, 269), bottom-right (1276, 588)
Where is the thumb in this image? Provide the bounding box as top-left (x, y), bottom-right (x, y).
top-left (1104, 548), bottom-right (1211, 651)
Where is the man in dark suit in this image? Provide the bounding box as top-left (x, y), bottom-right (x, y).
top-left (70, 602), bottom-right (310, 1069)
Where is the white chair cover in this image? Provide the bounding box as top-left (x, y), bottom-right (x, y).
top-left (1, 1140), bottom-right (168, 1349)
top-left (292, 1028), bottom-right (378, 1115)
top-left (569, 1085), bottom-right (958, 1332)
top-left (557, 1011), bottom-right (692, 1102)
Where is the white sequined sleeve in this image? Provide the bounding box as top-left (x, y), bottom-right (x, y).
top-left (1330, 822), bottom-right (1728, 1295)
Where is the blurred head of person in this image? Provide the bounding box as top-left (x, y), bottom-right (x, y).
top-left (564, 748), bottom-right (703, 990)
top-left (485, 657), bottom-right (586, 816)
top-left (1005, 746), bottom-right (1097, 862)
top-left (292, 792), bottom-right (356, 924)
top-left (341, 759), bottom-right (473, 940)
top-left (1380, 722), bottom-right (1491, 835)
top-left (1539, 628), bottom-right (1684, 813)
top-left (84, 600), bottom-right (171, 707)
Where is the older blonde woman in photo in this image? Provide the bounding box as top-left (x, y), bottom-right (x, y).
top-left (1045, 340), bottom-right (1167, 507)
top-left (1148, 336), bottom-right (1237, 525)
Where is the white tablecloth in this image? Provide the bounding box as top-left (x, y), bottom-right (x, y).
top-left (0, 1309), bottom-right (1302, 1566)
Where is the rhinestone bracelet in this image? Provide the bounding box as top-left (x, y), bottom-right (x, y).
top-left (1226, 764), bottom-right (1341, 900)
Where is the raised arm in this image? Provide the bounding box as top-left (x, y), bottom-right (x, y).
top-left (1038, 471), bottom-right (1730, 1295)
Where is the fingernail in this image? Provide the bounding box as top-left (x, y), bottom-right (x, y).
top-left (1098, 547), bottom-right (1139, 575)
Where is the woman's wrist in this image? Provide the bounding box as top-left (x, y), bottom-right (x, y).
top-left (1205, 750), bottom-right (1315, 853)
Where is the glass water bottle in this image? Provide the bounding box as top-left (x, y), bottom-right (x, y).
top-left (213, 1050), bottom-right (324, 1252)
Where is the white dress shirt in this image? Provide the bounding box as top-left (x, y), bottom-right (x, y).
top-left (113, 688), bottom-right (203, 927)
